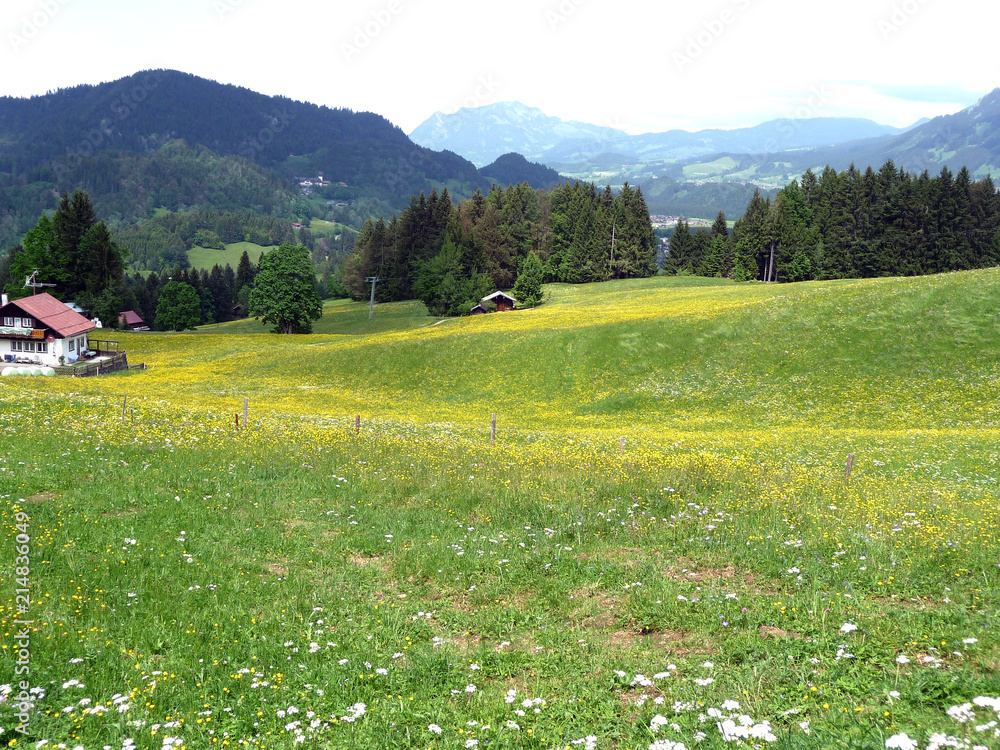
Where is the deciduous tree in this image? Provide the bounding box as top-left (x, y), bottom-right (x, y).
top-left (248, 244), bottom-right (323, 333)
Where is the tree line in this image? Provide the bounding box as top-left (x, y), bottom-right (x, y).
top-left (0, 189), bottom-right (331, 331)
top-left (112, 207), bottom-right (299, 271)
top-left (343, 181), bottom-right (658, 314)
top-left (667, 162), bottom-right (1000, 281)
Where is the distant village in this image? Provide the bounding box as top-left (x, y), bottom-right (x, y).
top-left (649, 215), bottom-right (714, 229)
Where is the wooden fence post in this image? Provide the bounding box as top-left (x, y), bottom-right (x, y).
top-left (355, 415), bottom-right (361, 435)
top-left (243, 397), bottom-right (249, 429)
top-left (491, 413), bottom-right (497, 446)
top-left (619, 437), bottom-right (625, 455)
top-left (846, 453), bottom-right (855, 479)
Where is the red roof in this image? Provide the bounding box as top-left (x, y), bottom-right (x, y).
top-left (119, 310), bottom-right (144, 326)
top-left (2, 293), bottom-right (96, 337)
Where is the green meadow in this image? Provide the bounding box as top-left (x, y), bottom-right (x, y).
top-left (1, 272), bottom-right (999, 750)
top-left (188, 242), bottom-right (271, 272)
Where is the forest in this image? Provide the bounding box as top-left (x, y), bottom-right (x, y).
top-left (343, 181), bottom-right (658, 314)
top-left (668, 161), bottom-right (1000, 281)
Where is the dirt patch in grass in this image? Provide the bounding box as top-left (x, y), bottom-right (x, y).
top-left (663, 558), bottom-right (779, 595)
top-left (267, 561), bottom-right (288, 576)
top-left (22, 491), bottom-right (59, 504)
top-left (347, 553), bottom-right (392, 573)
top-left (577, 547), bottom-right (662, 568)
top-left (103, 508), bottom-right (140, 518)
top-left (759, 625), bottom-right (803, 639)
top-left (572, 589), bottom-right (621, 630)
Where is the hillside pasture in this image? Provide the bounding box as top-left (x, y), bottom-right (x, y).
top-left (2, 272), bottom-right (999, 749)
top-left (187, 241), bottom-right (272, 271)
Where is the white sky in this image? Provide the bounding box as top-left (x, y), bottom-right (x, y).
top-left (1, 0), bottom-right (995, 136)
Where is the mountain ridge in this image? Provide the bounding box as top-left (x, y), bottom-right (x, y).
top-left (409, 101), bottom-right (905, 167)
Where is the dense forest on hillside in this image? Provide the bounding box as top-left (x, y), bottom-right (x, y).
top-left (668, 161), bottom-right (1000, 282)
top-left (0, 70), bottom-right (486, 200)
top-left (0, 141), bottom-right (307, 252)
top-left (111, 209), bottom-right (297, 271)
top-left (343, 181), bottom-right (658, 310)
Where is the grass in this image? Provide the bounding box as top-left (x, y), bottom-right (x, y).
top-left (1, 271), bottom-right (1000, 749)
top-left (201, 298), bottom-right (439, 336)
top-left (187, 242), bottom-right (273, 272)
top-left (305, 220), bottom-right (347, 237)
top-left (681, 157), bottom-right (740, 179)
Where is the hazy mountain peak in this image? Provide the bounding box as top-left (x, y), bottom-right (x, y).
top-left (409, 101), bottom-right (628, 167)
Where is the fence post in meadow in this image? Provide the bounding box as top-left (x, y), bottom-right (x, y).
top-left (491, 413), bottom-right (497, 446)
top-left (619, 437), bottom-right (625, 455)
top-left (845, 453), bottom-right (855, 479)
top-left (243, 398), bottom-right (249, 429)
top-left (236, 413), bottom-right (240, 430)
top-left (355, 415), bottom-right (361, 435)
top-left (131, 409), bottom-right (135, 424)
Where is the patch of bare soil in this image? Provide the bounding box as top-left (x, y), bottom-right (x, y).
top-left (22, 491), bottom-right (59, 504)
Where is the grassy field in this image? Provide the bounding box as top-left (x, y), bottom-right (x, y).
top-left (188, 242), bottom-right (272, 272)
top-left (2, 272), bottom-right (999, 750)
top-left (305, 220), bottom-right (347, 238)
top-left (205, 298), bottom-right (437, 337)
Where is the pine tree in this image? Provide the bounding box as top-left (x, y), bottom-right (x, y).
top-left (711, 211), bottom-right (729, 239)
top-left (79, 222), bottom-right (127, 296)
top-left (53, 190), bottom-right (97, 297)
top-left (732, 189), bottom-right (770, 280)
top-left (512, 250), bottom-right (544, 307)
top-left (664, 219), bottom-right (691, 274)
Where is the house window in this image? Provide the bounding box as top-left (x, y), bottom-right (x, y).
top-left (38, 343), bottom-right (47, 353)
top-left (2, 317), bottom-right (11, 327)
top-left (69, 339), bottom-right (75, 352)
top-left (11, 340), bottom-right (21, 352)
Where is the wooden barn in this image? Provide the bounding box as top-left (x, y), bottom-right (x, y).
top-left (482, 291), bottom-right (518, 312)
top-left (118, 310), bottom-right (148, 331)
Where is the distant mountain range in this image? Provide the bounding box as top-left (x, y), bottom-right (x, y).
top-left (412, 94), bottom-right (1000, 195)
top-left (409, 101), bottom-right (913, 167)
top-left (795, 89), bottom-right (1000, 177)
top-left (410, 102), bottom-right (627, 168)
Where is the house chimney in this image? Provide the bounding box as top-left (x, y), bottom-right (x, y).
top-left (1, 293), bottom-right (8, 306)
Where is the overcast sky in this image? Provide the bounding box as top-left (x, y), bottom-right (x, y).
top-left (2, 0), bottom-right (996, 136)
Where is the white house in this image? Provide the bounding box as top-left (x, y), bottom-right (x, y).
top-left (0, 293), bottom-right (97, 367)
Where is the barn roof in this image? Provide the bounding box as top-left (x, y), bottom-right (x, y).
top-left (482, 291), bottom-right (518, 304)
top-left (3, 293), bottom-right (96, 337)
top-left (119, 310), bottom-right (145, 326)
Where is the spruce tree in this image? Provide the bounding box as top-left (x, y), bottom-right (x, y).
top-left (53, 190), bottom-right (97, 297)
top-left (512, 251), bottom-right (544, 307)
